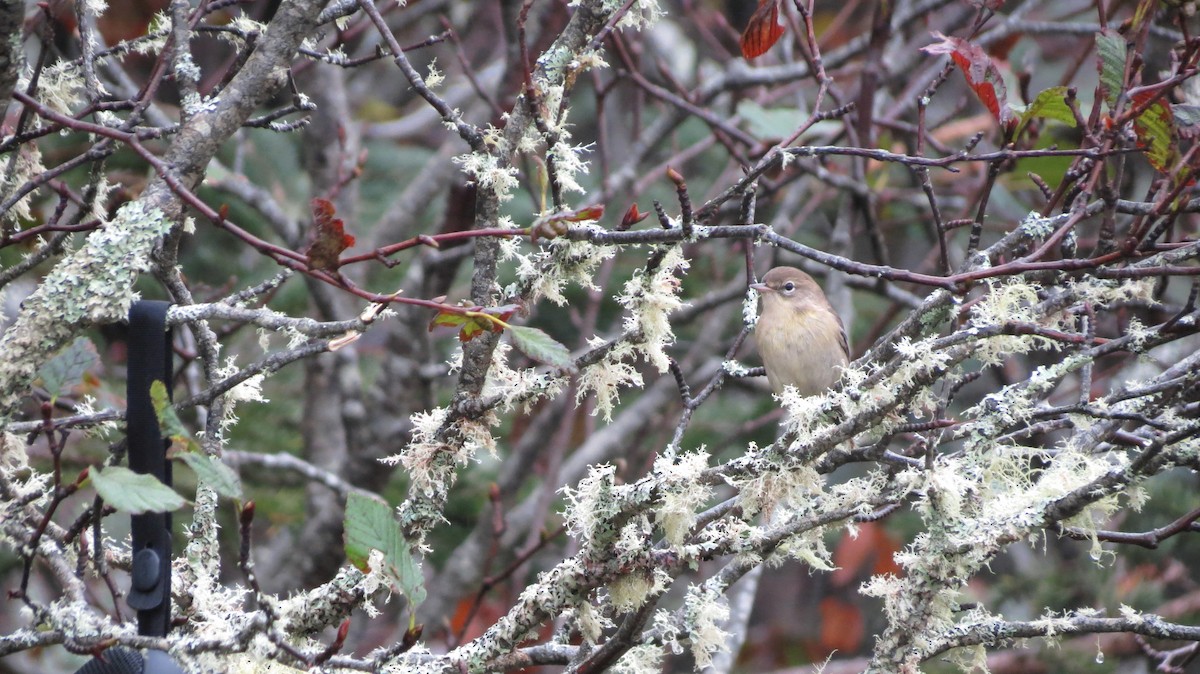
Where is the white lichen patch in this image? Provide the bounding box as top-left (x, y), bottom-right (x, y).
top-left (0, 144), bottom-right (46, 225)
top-left (483, 341), bottom-right (565, 410)
top-left (546, 140), bottom-right (593, 194)
top-left (452, 152), bottom-right (519, 202)
top-left (382, 406), bottom-right (499, 497)
top-left (610, 643), bottom-right (663, 674)
top-left (681, 585), bottom-right (730, 669)
top-left (608, 567), bottom-right (669, 613)
top-left (34, 60), bottom-right (84, 114)
top-left (570, 0), bottom-right (665, 30)
top-left (211, 356), bottom-right (268, 437)
top-left (576, 340), bottom-right (642, 421)
top-left (617, 246), bottom-right (690, 372)
top-left (513, 238), bottom-right (614, 306)
top-left (561, 463), bottom-right (622, 550)
top-left (652, 450), bottom-right (711, 548)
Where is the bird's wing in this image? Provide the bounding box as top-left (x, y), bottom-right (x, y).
top-left (835, 311), bottom-right (850, 361)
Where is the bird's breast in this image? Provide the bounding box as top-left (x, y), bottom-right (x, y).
top-left (756, 306), bottom-right (848, 396)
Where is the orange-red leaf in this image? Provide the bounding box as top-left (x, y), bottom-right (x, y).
top-left (740, 0), bottom-right (785, 60)
top-left (305, 198), bottom-right (356, 271)
top-left (531, 204), bottom-right (605, 243)
top-left (830, 521), bottom-right (902, 588)
top-left (818, 597), bottom-right (865, 654)
top-left (923, 32), bottom-right (1014, 129)
top-left (621, 203), bottom-right (649, 229)
top-left (564, 204), bottom-right (605, 222)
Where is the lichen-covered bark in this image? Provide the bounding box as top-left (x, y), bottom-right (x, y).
top-left (0, 0), bottom-right (330, 424)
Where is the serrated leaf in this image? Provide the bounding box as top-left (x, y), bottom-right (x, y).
top-left (740, 0), bottom-right (785, 59)
top-left (1016, 86), bottom-right (1076, 136)
top-left (507, 324), bottom-right (575, 371)
top-left (344, 492), bottom-right (426, 607)
top-left (176, 452), bottom-right (242, 499)
top-left (1022, 86), bottom-right (1076, 126)
top-left (923, 32), bottom-right (1014, 128)
top-left (1096, 31), bottom-right (1127, 108)
top-left (1132, 94), bottom-right (1177, 172)
top-left (38, 337), bottom-right (98, 402)
top-left (91, 465), bottom-right (187, 514)
top-left (306, 198), bottom-right (356, 272)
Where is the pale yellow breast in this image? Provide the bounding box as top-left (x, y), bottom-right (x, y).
top-left (756, 305), bottom-right (848, 396)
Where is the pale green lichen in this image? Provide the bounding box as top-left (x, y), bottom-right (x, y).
top-left (737, 462), bottom-right (821, 519)
top-left (1, 144), bottom-right (45, 225)
top-left (681, 584), bottom-right (730, 669)
top-left (209, 356), bottom-right (268, 438)
top-left (610, 643), bottom-right (664, 674)
top-left (608, 567), bottom-right (669, 613)
top-left (452, 152), bottom-right (519, 202)
top-left (569, 0), bottom-right (665, 30)
top-left (483, 341), bottom-right (566, 410)
top-left (0, 200), bottom-right (173, 420)
top-left (617, 246), bottom-right (690, 372)
top-left (546, 139), bottom-right (593, 194)
top-left (576, 339), bottom-right (642, 422)
top-left (561, 463), bottom-right (622, 551)
top-left (653, 450), bottom-right (711, 548)
top-left (381, 406), bottom-right (499, 498)
top-left (33, 60), bottom-right (84, 114)
top-left (513, 238), bottom-right (614, 306)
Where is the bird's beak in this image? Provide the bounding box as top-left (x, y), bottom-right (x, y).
top-left (750, 282), bottom-right (768, 294)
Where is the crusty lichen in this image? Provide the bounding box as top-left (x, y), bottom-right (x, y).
top-left (0, 200), bottom-right (173, 421)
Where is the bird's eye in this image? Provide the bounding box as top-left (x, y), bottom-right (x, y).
top-left (783, 281), bottom-right (796, 292)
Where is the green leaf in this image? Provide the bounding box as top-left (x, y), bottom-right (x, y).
top-left (507, 324), bottom-right (575, 371)
top-left (1173, 104), bottom-right (1200, 134)
top-left (737, 100), bottom-right (798, 139)
top-left (344, 492), bottom-right (426, 607)
top-left (1016, 86), bottom-right (1076, 136)
top-left (429, 310), bottom-right (468, 331)
top-left (38, 337), bottom-right (98, 403)
top-left (1132, 95), bottom-right (1177, 172)
top-left (1096, 31), bottom-right (1127, 108)
top-left (90, 466), bottom-right (187, 514)
top-left (150, 380), bottom-right (188, 442)
top-left (176, 452), bottom-right (242, 499)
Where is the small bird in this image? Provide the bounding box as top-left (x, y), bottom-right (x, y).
top-left (751, 267), bottom-right (850, 396)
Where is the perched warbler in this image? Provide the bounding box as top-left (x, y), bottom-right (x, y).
top-left (751, 266), bottom-right (849, 396)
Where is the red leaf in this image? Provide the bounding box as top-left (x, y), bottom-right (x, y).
top-left (569, 205), bottom-right (604, 222)
top-left (923, 32), bottom-right (1014, 128)
top-left (305, 198), bottom-right (356, 271)
top-left (621, 203), bottom-right (650, 229)
top-left (740, 0), bottom-right (785, 60)
top-left (818, 597), bottom-right (865, 654)
top-left (830, 522), bottom-right (902, 588)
